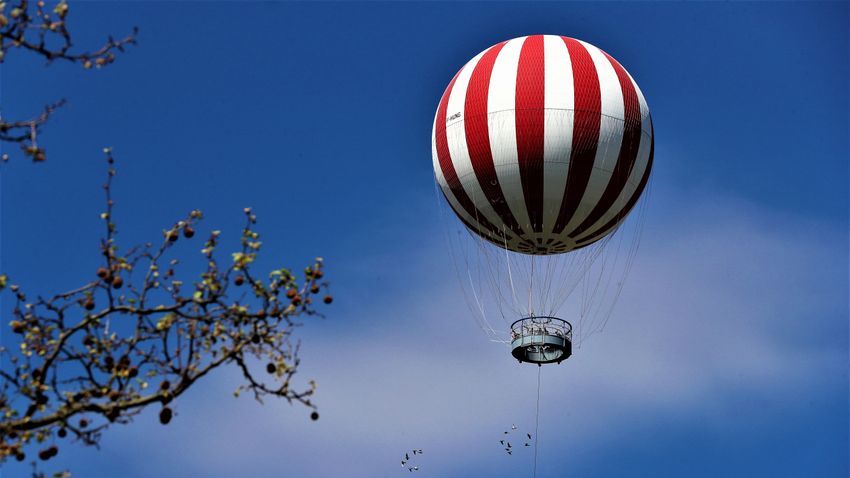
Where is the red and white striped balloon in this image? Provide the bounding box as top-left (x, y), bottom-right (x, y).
top-left (432, 35), bottom-right (653, 255)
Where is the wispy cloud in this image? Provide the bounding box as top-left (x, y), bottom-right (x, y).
top-left (34, 192), bottom-right (846, 477)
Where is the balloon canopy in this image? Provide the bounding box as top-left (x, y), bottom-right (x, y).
top-left (432, 35), bottom-right (654, 255)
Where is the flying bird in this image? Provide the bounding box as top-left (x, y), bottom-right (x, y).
top-left (511, 424), bottom-right (517, 430)
top-left (527, 433), bottom-right (532, 439)
top-left (401, 449), bottom-right (423, 472)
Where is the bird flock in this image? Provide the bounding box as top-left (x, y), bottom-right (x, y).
top-left (397, 423), bottom-right (534, 473)
top-left (400, 448), bottom-right (424, 472)
top-left (500, 423), bottom-right (533, 455)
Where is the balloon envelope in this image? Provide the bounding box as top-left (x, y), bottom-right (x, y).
top-left (432, 35), bottom-right (653, 255)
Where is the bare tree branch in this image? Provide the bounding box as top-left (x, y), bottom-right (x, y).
top-left (0, 152), bottom-right (333, 466)
top-left (0, 0), bottom-right (137, 66)
top-left (0, 99), bottom-right (65, 162)
top-left (0, 0), bottom-right (137, 162)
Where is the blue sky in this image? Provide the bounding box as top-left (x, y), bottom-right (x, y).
top-left (1, 2), bottom-right (848, 477)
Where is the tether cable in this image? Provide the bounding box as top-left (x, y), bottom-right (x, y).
top-left (534, 365), bottom-right (542, 478)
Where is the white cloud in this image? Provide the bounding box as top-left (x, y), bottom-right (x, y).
top-left (28, 193), bottom-right (845, 477)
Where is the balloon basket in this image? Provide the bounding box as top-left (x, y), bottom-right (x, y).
top-left (510, 316), bottom-right (572, 365)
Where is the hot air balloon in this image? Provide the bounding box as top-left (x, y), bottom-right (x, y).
top-left (432, 35), bottom-right (653, 365)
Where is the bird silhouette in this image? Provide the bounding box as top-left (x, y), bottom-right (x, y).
top-left (527, 433), bottom-right (532, 439)
top-left (401, 449), bottom-right (423, 472)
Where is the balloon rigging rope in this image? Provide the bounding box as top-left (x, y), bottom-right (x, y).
top-left (481, 235), bottom-right (515, 326)
top-left (534, 366), bottom-right (542, 478)
top-left (433, 175), bottom-right (652, 347)
top-left (466, 268), bottom-right (495, 337)
top-left (504, 232), bottom-right (520, 315)
top-left (434, 184), bottom-right (502, 341)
